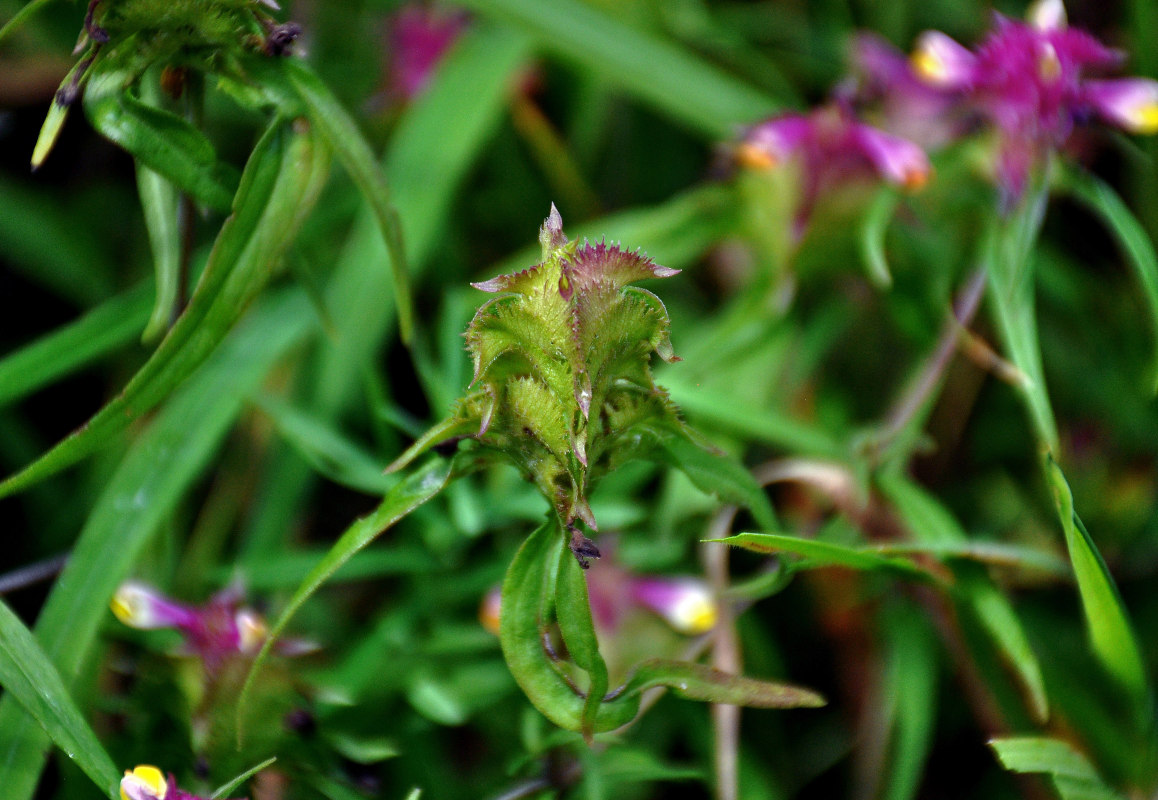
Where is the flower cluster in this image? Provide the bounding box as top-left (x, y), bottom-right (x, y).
top-left (389, 206), bottom-right (687, 566)
top-left (111, 581), bottom-right (312, 672)
top-left (736, 102), bottom-right (931, 233)
top-left (861, 0), bottom-right (1158, 202)
top-left (120, 765), bottom-right (242, 800)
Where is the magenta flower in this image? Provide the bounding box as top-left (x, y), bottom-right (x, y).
top-left (386, 5), bottom-right (467, 101)
top-left (120, 765), bottom-right (243, 800)
top-left (737, 103), bottom-right (930, 235)
top-left (903, 0), bottom-right (1158, 201)
top-left (112, 581), bottom-right (313, 672)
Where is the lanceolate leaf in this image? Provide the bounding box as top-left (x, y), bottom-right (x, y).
top-left (714, 533), bottom-right (931, 579)
top-left (0, 119), bottom-right (330, 498)
top-left (652, 429), bottom-right (778, 532)
top-left (555, 546), bottom-right (610, 740)
top-left (990, 737), bottom-right (1125, 800)
top-left (500, 521), bottom-right (825, 735)
top-left (283, 58), bottom-right (415, 344)
top-left (84, 65), bottom-right (238, 212)
top-left (1045, 457), bottom-right (1149, 702)
top-left (1055, 165), bottom-right (1158, 390)
top-left (449, 0), bottom-right (778, 138)
top-left (0, 283), bottom-right (151, 409)
top-left (0, 599), bottom-right (120, 799)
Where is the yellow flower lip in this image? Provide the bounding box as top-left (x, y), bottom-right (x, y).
top-left (735, 142), bottom-right (779, 170)
top-left (120, 765), bottom-right (168, 800)
top-left (1128, 103), bottom-right (1158, 135)
top-left (910, 49), bottom-right (947, 84)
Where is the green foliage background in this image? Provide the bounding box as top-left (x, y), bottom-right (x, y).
top-left (2, 0), bottom-right (1158, 798)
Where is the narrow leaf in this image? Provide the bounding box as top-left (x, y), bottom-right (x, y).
top-left (653, 429), bottom-right (778, 532)
top-left (626, 659), bottom-right (825, 708)
top-left (0, 284), bottom-right (151, 409)
top-left (714, 533), bottom-right (931, 579)
top-left (283, 59), bottom-right (414, 343)
top-left (450, 0), bottom-right (779, 138)
top-left (0, 599), bottom-right (120, 799)
top-left (210, 756), bottom-right (277, 800)
top-left (880, 473), bottom-right (1050, 722)
top-left (859, 186), bottom-right (900, 288)
top-left (1045, 457), bottom-right (1149, 700)
top-left (84, 67), bottom-right (238, 211)
top-left (1055, 165), bottom-right (1158, 390)
top-left (555, 547), bottom-right (610, 740)
top-left (990, 736), bottom-right (1125, 800)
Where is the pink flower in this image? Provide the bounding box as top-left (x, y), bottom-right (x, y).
top-left (736, 104), bottom-right (930, 235)
top-left (120, 765), bottom-right (243, 800)
top-left (481, 564), bottom-right (717, 637)
top-left (386, 5), bottom-right (467, 101)
top-left (901, 0), bottom-right (1158, 201)
top-left (111, 581), bottom-right (314, 673)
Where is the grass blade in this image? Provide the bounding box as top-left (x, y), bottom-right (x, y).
top-left (1045, 457), bottom-right (1149, 702)
top-left (0, 598), bottom-right (120, 799)
top-left (1055, 165), bottom-right (1158, 390)
top-left (450, 0), bottom-right (780, 137)
top-left (0, 284), bottom-right (151, 409)
top-left (283, 59), bottom-right (415, 344)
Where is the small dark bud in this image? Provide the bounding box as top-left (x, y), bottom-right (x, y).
top-left (265, 22), bottom-right (303, 57)
top-left (568, 528), bottom-right (601, 569)
top-left (284, 707), bottom-right (316, 737)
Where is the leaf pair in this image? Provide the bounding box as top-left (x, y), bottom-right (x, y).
top-left (500, 521), bottom-right (825, 740)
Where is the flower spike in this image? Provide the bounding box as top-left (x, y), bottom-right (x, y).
top-left (391, 206), bottom-right (688, 563)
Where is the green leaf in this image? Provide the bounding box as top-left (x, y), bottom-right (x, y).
top-left (859, 186), bottom-right (900, 288)
top-left (134, 75), bottom-right (184, 343)
top-left (450, 0), bottom-right (779, 138)
top-left (1045, 457), bottom-right (1149, 701)
top-left (1055, 165), bottom-right (1158, 390)
top-left (0, 284), bottom-right (151, 409)
top-left (0, 599), bottom-right (120, 799)
top-left (0, 0), bottom-right (57, 45)
top-left (990, 737), bottom-right (1125, 800)
top-left (714, 533), bottom-right (931, 579)
top-left (500, 521), bottom-right (641, 733)
top-left (282, 59), bottom-right (414, 343)
top-left (237, 457), bottom-right (455, 741)
top-left (0, 119), bottom-right (330, 498)
top-left (652, 429), bottom-right (778, 532)
top-left (981, 182), bottom-right (1058, 450)
top-left (555, 547), bottom-right (610, 741)
top-left (209, 757), bottom-right (277, 800)
top-left (500, 522), bottom-right (825, 734)
top-left (623, 659), bottom-right (826, 709)
top-left (84, 67), bottom-right (238, 212)
top-left (878, 605), bottom-right (938, 800)
top-left (0, 289), bottom-right (313, 800)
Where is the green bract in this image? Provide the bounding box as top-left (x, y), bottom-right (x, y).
top-left (390, 206), bottom-right (688, 562)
